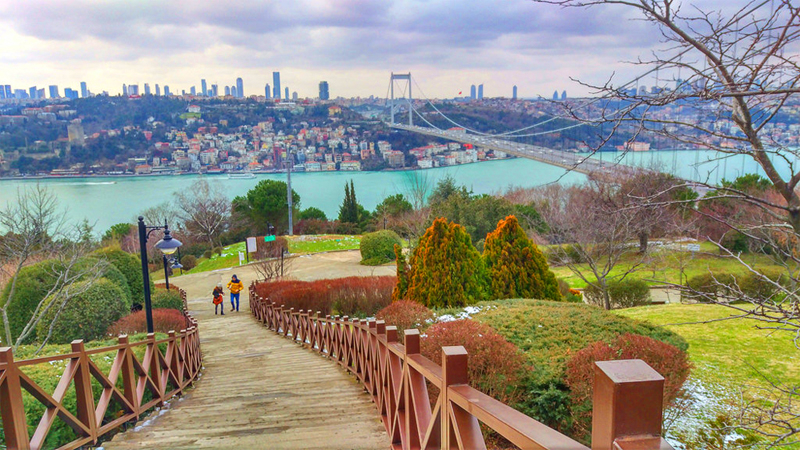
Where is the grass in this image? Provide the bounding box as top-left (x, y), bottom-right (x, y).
top-left (550, 245), bottom-right (786, 289)
top-left (287, 235), bottom-right (361, 254)
top-left (615, 304), bottom-right (800, 391)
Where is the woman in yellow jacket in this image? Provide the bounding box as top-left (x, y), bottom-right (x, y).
top-left (227, 274), bottom-right (244, 312)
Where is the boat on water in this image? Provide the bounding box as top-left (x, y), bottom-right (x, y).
top-left (227, 173), bottom-right (256, 179)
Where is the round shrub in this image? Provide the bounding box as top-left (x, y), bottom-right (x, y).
top-left (0, 260), bottom-right (60, 344)
top-left (92, 246), bottom-right (152, 305)
top-left (202, 249), bottom-right (213, 259)
top-left (375, 300), bottom-right (434, 338)
top-left (180, 255), bottom-right (198, 271)
top-left (76, 257), bottom-right (132, 308)
top-left (107, 309), bottom-right (188, 336)
top-left (683, 272), bottom-right (737, 303)
top-left (565, 333), bottom-right (691, 441)
top-left (150, 287), bottom-right (184, 311)
top-left (420, 319), bottom-right (526, 405)
top-left (360, 230), bottom-right (402, 266)
top-left (557, 278), bottom-right (571, 298)
top-left (213, 246), bottom-right (223, 256)
top-left (740, 269), bottom-right (788, 300)
top-left (584, 279), bottom-right (651, 309)
top-left (36, 278), bottom-right (129, 344)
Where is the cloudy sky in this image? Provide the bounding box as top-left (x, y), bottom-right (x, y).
top-left (0, 0), bottom-right (719, 99)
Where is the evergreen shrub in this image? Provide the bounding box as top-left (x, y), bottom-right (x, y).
top-left (584, 279), bottom-right (651, 309)
top-left (92, 246), bottom-right (151, 304)
top-left (151, 287), bottom-right (184, 310)
top-left (360, 230), bottom-right (402, 265)
top-left (180, 255), bottom-right (197, 271)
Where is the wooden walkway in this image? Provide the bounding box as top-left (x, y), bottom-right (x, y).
top-left (103, 256), bottom-right (390, 449)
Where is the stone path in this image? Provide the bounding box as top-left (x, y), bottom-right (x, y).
top-left (103, 251), bottom-right (392, 449)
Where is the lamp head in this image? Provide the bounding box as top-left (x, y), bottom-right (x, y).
top-left (154, 226), bottom-right (182, 255)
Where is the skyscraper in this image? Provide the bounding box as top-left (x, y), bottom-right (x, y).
top-left (285, 87), bottom-right (289, 101)
top-left (49, 85), bottom-right (59, 98)
top-left (212, 84), bottom-right (218, 97)
top-left (129, 84), bottom-right (139, 96)
top-left (292, 91), bottom-right (298, 101)
top-left (477, 84), bottom-right (483, 100)
top-left (155, 84), bottom-right (161, 96)
top-left (225, 86), bottom-right (231, 96)
top-left (37, 88), bottom-right (45, 99)
top-left (190, 86), bottom-right (196, 96)
top-left (273, 72), bottom-right (281, 99)
top-left (123, 84), bottom-right (128, 96)
top-left (319, 81), bottom-right (329, 100)
top-left (561, 90), bottom-right (567, 100)
top-left (231, 86), bottom-right (238, 98)
top-left (236, 77), bottom-right (243, 98)
top-left (5, 85), bottom-right (12, 99)
top-left (164, 85), bottom-right (171, 96)
top-left (29, 87), bottom-right (37, 99)
top-left (512, 85), bottom-right (517, 100)
top-left (80, 81), bottom-right (88, 98)
top-left (144, 83), bottom-right (151, 95)
top-left (201, 79), bottom-right (207, 97)
top-left (265, 83), bottom-right (271, 98)
top-left (552, 90), bottom-right (558, 100)
top-left (0, 86), bottom-right (4, 99)
top-left (64, 88), bottom-right (78, 99)
top-left (470, 85), bottom-right (476, 100)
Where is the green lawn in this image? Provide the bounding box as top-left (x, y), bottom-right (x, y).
top-left (287, 235), bottom-right (361, 254)
top-left (550, 245), bottom-right (786, 289)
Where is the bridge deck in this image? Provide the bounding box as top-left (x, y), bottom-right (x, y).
top-left (103, 253), bottom-right (391, 450)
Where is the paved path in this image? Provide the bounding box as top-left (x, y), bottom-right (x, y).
top-left (103, 251), bottom-right (392, 450)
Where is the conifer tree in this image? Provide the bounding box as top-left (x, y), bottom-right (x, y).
top-left (338, 180), bottom-right (360, 224)
top-left (405, 217), bottom-right (487, 308)
top-left (483, 215), bottom-right (561, 301)
top-left (392, 244), bottom-right (409, 302)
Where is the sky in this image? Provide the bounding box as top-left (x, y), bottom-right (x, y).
top-left (0, 0), bottom-right (732, 99)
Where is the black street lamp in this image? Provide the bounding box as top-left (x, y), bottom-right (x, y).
top-left (137, 217), bottom-right (182, 333)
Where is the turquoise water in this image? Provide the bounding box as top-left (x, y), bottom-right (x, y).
top-left (0, 150), bottom-right (782, 233)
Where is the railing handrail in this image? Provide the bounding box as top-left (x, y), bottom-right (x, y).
top-left (249, 283), bottom-right (675, 450)
top-left (0, 286), bottom-right (203, 450)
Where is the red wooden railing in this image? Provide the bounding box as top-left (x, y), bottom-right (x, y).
top-left (0, 287), bottom-right (202, 450)
top-left (250, 286), bottom-right (675, 450)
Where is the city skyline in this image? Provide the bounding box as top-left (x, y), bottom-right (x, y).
top-left (0, 0), bottom-right (737, 99)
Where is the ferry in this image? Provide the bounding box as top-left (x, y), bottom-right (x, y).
top-left (227, 172), bottom-right (256, 179)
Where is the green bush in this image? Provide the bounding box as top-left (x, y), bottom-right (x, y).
top-left (202, 249), bottom-right (213, 259)
top-left (683, 272), bottom-right (737, 302)
top-left (472, 299), bottom-right (687, 435)
top-left (213, 246), bottom-right (223, 256)
top-left (0, 260), bottom-right (60, 344)
top-left (92, 246), bottom-right (152, 304)
top-left (557, 279), bottom-right (571, 298)
top-left (740, 269), bottom-right (788, 300)
top-left (360, 230), bottom-right (403, 266)
top-left (76, 257), bottom-right (132, 308)
top-left (181, 255), bottom-right (198, 271)
top-left (150, 287), bottom-right (184, 310)
top-left (36, 278), bottom-right (129, 344)
top-left (584, 279), bottom-right (651, 309)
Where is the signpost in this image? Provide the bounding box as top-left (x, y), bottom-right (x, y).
top-left (687, 243), bottom-right (700, 259)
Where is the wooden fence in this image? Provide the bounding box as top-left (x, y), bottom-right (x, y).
top-left (0, 287), bottom-right (202, 450)
top-left (250, 286), bottom-right (675, 450)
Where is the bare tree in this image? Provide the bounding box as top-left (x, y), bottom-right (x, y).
top-left (174, 179), bottom-right (231, 247)
top-left (401, 170), bottom-right (434, 210)
top-left (252, 247), bottom-right (292, 282)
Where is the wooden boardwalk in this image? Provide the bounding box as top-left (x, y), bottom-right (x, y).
top-left (103, 254), bottom-right (390, 449)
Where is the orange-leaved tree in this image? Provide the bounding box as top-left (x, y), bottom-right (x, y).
top-left (484, 215), bottom-right (561, 301)
top-left (405, 217), bottom-right (487, 308)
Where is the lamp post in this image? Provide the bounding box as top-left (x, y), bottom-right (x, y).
top-left (137, 217), bottom-right (182, 333)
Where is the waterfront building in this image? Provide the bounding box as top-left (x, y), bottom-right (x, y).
top-left (319, 81), bottom-right (329, 100)
top-left (273, 72), bottom-right (281, 99)
top-left (49, 85), bottom-right (59, 98)
top-left (80, 81), bottom-right (88, 98)
top-left (201, 79), bottom-right (207, 97)
top-left (478, 84), bottom-right (483, 100)
top-left (236, 77), bottom-right (243, 98)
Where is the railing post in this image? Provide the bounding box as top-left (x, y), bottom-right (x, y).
top-left (118, 335), bottom-right (139, 416)
top-left (404, 329), bottom-right (420, 448)
top-left (441, 346), bottom-right (468, 449)
top-left (592, 359), bottom-right (667, 450)
top-left (0, 347), bottom-right (31, 449)
top-left (71, 340), bottom-right (98, 444)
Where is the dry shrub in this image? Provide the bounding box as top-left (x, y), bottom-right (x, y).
top-left (375, 300), bottom-right (434, 338)
top-left (253, 276), bottom-right (395, 316)
top-left (565, 333), bottom-right (692, 441)
top-left (420, 319), bottom-right (526, 406)
top-left (107, 309), bottom-right (189, 336)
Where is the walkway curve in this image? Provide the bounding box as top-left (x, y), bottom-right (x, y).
top-left (103, 251), bottom-right (392, 449)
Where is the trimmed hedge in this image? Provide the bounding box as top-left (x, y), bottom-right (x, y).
top-left (150, 287), bottom-right (184, 311)
top-left (92, 246), bottom-right (153, 305)
top-left (584, 279), bottom-right (651, 309)
top-left (36, 278), bottom-right (129, 344)
top-left (360, 230), bottom-right (402, 265)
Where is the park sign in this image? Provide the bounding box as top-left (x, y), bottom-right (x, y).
top-left (687, 244), bottom-right (701, 252)
top-left (265, 235), bottom-right (276, 242)
top-left (246, 237), bottom-right (257, 253)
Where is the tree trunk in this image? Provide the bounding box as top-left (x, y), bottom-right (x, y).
top-left (638, 232), bottom-right (648, 254)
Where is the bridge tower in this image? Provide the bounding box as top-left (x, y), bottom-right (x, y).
top-left (389, 72), bottom-right (413, 126)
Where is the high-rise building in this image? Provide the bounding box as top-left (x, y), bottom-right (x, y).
top-left (164, 85), bottom-right (171, 96)
top-left (80, 81), bottom-right (88, 98)
top-left (29, 87), bottom-right (37, 99)
top-left (6, 85), bottom-right (12, 99)
top-left (561, 90), bottom-right (567, 100)
top-left (512, 85), bottom-right (517, 100)
top-left (470, 85), bottom-right (476, 100)
top-left (477, 84), bottom-right (483, 100)
top-left (265, 83), bottom-right (271, 98)
top-left (123, 84), bottom-right (128, 96)
top-left (144, 83), bottom-right (151, 95)
top-left (14, 89), bottom-right (27, 99)
top-left (190, 86), bottom-right (196, 96)
top-left (319, 81), bottom-right (329, 100)
top-left (292, 91), bottom-right (298, 101)
top-left (273, 72), bottom-right (281, 99)
top-left (201, 79), bottom-right (207, 97)
top-left (155, 84), bottom-right (161, 96)
top-left (225, 86), bottom-right (231, 96)
top-left (37, 88), bottom-right (45, 99)
top-left (64, 88), bottom-right (78, 99)
top-left (0, 85), bottom-right (4, 100)
top-left (212, 84), bottom-right (218, 97)
top-left (552, 90), bottom-right (558, 100)
top-left (129, 84), bottom-right (139, 96)
top-left (285, 87), bottom-right (289, 101)
top-left (638, 85), bottom-right (647, 96)
top-left (49, 85), bottom-right (59, 98)
top-left (236, 77), bottom-right (243, 98)
top-left (231, 86), bottom-right (238, 98)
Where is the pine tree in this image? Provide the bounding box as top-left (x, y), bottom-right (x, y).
top-left (405, 217), bottom-right (487, 308)
top-left (483, 215), bottom-right (561, 301)
top-left (392, 244), bottom-right (409, 302)
top-left (338, 180), bottom-right (360, 224)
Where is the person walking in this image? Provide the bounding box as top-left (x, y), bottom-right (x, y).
top-left (213, 284), bottom-right (224, 315)
top-left (227, 274), bottom-right (244, 312)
